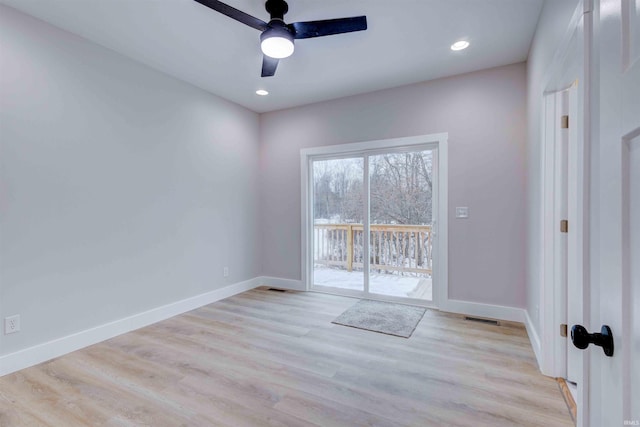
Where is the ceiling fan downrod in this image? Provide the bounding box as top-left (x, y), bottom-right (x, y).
top-left (265, 0), bottom-right (288, 21)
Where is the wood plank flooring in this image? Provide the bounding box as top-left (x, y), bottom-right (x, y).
top-left (0, 288), bottom-right (573, 426)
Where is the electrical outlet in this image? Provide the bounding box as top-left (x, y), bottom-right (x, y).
top-left (223, 267), bottom-right (229, 277)
top-left (5, 315), bottom-right (20, 334)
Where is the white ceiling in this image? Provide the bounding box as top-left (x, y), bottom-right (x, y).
top-left (1, 0), bottom-right (544, 113)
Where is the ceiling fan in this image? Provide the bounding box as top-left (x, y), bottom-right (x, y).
top-left (194, 0), bottom-right (367, 77)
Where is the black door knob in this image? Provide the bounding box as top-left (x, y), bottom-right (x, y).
top-left (571, 324), bottom-right (614, 357)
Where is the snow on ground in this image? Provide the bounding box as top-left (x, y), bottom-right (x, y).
top-left (313, 266), bottom-right (432, 300)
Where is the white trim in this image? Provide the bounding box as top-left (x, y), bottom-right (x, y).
top-left (566, 81), bottom-right (582, 382)
top-left (541, 1), bottom-right (586, 93)
top-left (439, 299), bottom-right (525, 323)
top-left (0, 278), bottom-right (262, 377)
top-left (363, 154), bottom-right (371, 294)
top-left (539, 87), bottom-right (578, 379)
top-left (259, 276), bottom-right (306, 291)
top-left (301, 134), bottom-right (448, 158)
top-left (434, 137), bottom-right (448, 309)
top-left (0, 272), bottom-right (532, 378)
top-left (312, 284), bottom-right (438, 308)
top-left (300, 133), bottom-right (448, 307)
top-left (525, 308), bottom-right (543, 370)
top-left (578, 3), bottom-right (593, 426)
top-left (535, 1), bottom-right (591, 424)
top-left (540, 90), bottom-right (560, 377)
top-left (300, 153), bottom-right (312, 291)
top-left (311, 278), bottom-right (525, 323)
top-left (536, 0), bottom-right (589, 375)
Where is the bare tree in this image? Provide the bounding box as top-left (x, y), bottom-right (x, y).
top-left (369, 152), bottom-right (432, 225)
top-left (313, 152), bottom-right (434, 273)
top-left (313, 158), bottom-right (363, 223)
top-left (313, 152), bottom-right (432, 225)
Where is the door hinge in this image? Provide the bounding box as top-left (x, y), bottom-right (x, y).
top-left (560, 220), bottom-right (569, 233)
top-left (560, 324), bottom-right (568, 337)
top-left (561, 115), bottom-right (569, 129)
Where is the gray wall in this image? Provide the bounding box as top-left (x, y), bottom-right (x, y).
top-left (0, 6), bottom-right (261, 356)
top-left (525, 0), bottom-right (580, 338)
top-left (260, 62), bottom-right (528, 308)
top-left (1, 2), bottom-right (538, 360)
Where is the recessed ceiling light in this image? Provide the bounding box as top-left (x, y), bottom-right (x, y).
top-left (256, 89), bottom-right (269, 96)
top-left (451, 40), bottom-right (470, 51)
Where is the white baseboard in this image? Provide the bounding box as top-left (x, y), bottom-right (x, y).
top-left (440, 298), bottom-right (526, 323)
top-left (259, 276), bottom-right (306, 291)
top-left (0, 278), bottom-right (540, 377)
top-left (257, 278), bottom-right (527, 325)
top-left (0, 277), bottom-right (262, 377)
top-left (440, 299), bottom-right (544, 373)
top-left (524, 309), bottom-right (543, 371)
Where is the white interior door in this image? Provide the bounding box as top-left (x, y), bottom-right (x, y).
top-left (544, 88), bottom-right (573, 381)
top-left (588, 0), bottom-right (640, 424)
top-left (565, 83), bottom-right (582, 384)
top-left (545, 83), bottom-right (581, 385)
top-left (540, 3), bottom-right (588, 386)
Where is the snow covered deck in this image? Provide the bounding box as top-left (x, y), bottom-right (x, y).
top-left (313, 266), bottom-right (432, 301)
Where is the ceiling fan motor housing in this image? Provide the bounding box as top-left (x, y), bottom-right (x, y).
top-left (260, 19), bottom-right (294, 49)
top-left (262, 0), bottom-right (295, 56)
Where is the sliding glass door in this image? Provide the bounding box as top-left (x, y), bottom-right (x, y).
top-left (310, 145), bottom-right (437, 304)
top-left (311, 157), bottom-right (365, 293)
top-left (368, 150), bottom-right (434, 300)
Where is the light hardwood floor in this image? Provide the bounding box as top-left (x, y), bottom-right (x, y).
top-left (0, 288), bottom-right (573, 426)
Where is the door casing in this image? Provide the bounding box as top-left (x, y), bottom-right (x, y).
top-left (537, 1), bottom-right (592, 425)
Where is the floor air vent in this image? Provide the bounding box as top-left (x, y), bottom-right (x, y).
top-left (268, 288), bottom-right (286, 292)
top-left (464, 316), bottom-right (500, 326)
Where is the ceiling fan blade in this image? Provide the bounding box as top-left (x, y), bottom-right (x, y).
top-left (194, 0), bottom-right (268, 31)
top-left (261, 55), bottom-right (279, 77)
top-left (289, 16), bottom-right (367, 39)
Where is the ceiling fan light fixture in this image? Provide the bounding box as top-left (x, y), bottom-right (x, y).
top-left (260, 27), bottom-right (294, 59)
top-left (451, 40), bottom-right (470, 51)
top-left (194, 0), bottom-right (368, 77)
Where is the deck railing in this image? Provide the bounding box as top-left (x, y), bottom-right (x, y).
top-left (313, 223), bottom-right (432, 275)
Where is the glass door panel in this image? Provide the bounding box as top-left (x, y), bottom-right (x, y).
top-left (312, 157), bottom-right (364, 292)
top-left (368, 150), bottom-right (434, 301)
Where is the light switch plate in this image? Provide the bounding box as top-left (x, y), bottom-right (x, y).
top-left (456, 207), bottom-right (469, 219)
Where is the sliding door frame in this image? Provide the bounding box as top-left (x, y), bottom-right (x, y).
top-left (300, 133), bottom-right (448, 308)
